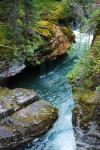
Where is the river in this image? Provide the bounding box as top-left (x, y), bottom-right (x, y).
top-left (8, 30), bottom-right (93, 150)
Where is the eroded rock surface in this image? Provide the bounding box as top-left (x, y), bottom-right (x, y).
top-left (0, 87), bottom-right (58, 149)
top-left (35, 21), bottom-right (75, 61)
top-left (0, 87), bottom-right (39, 118)
top-left (0, 61), bottom-right (25, 79)
top-left (72, 99), bottom-right (100, 150)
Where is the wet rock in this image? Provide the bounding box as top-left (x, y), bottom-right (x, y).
top-left (13, 88), bottom-right (39, 107)
top-left (0, 87), bottom-right (39, 118)
top-left (0, 101), bottom-right (58, 149)
top-left (0, 87), bottom-right (58, 149)
top-left (0, 61), bottom-right (25, 79)
top-left (0, 101), bottom-right (14, 119)
top-left (72, 101), bottom-right (100, 150)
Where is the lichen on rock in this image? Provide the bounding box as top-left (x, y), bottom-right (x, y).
top-left (35, 20), bottom-right (75, 61)
top-left (0, 87), bottom-right (58, 149)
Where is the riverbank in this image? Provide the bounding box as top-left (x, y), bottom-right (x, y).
top-left (68, 25), bottom-right (100, 149)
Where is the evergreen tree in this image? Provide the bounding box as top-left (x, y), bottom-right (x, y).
top-left (6, 0), bottom-right (19, 45)
top-left (24, 0), bottom-right (38, 39)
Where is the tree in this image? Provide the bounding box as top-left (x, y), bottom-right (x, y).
top-left (5, 0), bottom-right (19, 45)
top-left (24, 0), bottom-right (39, 40)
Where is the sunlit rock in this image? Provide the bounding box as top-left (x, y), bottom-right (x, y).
top-left (35, 20), bottom-right (75, 61)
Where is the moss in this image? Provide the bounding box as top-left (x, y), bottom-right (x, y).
top-left (67, 26), bottom-right (100, 97)
top-left (12, 114), bottom-right (52, 124)
top-left (0, 24), bottom-right (12, 45)
top-left (73, 93), bottom-right (95, 129)
top-left (35, 28), bottom-right (52, 38)
top-left (61, 27), bottom-right (75, 42)
top-left (0, 86), bottom-right (10, 99)
top-left (73, 89), bottom-right (95, 103)
top-left (80, 98), bottom-right (96, 129)
top-left (35, 21), bottom-right (53, 38)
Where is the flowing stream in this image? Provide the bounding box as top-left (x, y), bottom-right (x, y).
top-left (8, 30), bottom-right (93, 150)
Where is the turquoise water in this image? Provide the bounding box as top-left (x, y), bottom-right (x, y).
top-left (8, 30), bottom-right (93, 150)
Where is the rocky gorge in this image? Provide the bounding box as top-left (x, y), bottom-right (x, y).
top-left (0, 0), bottom-right (100, 150)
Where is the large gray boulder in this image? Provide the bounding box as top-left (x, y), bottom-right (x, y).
top-left (0, 87), bottom-right (58, 149)
top-left (0, 87), bottom-right (39, 118)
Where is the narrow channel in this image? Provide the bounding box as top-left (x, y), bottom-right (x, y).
top-left (8, 30), bottom-right (93, 150)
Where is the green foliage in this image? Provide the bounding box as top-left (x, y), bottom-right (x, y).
top-left (67, 26), bottom-right (100, 92)
top-left (0, 0), bottom-right (75, 69)
top-left (36, 0), bottom-right (72, 23)
top-left (25, 34), bottom-right (43, 55)
top-left (96, 86), bottom-right (100, 91)
top-left (63, 0), bottom-right (95, 30)
top-left (67, 50), bottom-right (99, 89)
top-left (67, 55), bottom-right (91, 84)
top-left (90, 8), bottom-right (100, 27)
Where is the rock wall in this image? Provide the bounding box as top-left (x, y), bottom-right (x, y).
top-left (72, 25), bottom-right (100, 150)
top-left (72, 96), bottom-right (100, 150)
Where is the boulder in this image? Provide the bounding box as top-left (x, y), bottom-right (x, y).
top-left (35, 20), bottom-right (75, 61)
top-left (0, 87), bottom-right (39, 118)
top-left (0, 101), bottom-right (58, 149)
top-left (0, 87), bottom-right (58, 149)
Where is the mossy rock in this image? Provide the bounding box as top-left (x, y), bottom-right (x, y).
top-left (0, 100), bottom-right (58, 149)
top-left (72, 88), bottom-right (99, 130)
top-left (35, 21), bottom-right (53, 38)
top-left (0, 87), bottom-right (39, 118)
top-left (0, 87), bottom-right (58, 149)
top-left (61, 27), bottom-right (75, 42)
top-left (73, 89), bottom-right (96, 104)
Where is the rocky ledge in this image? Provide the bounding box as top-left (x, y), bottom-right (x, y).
top-left (0, 87), bottom-right (58, 149)
top-left (0, 21), bottom-right (75, 80)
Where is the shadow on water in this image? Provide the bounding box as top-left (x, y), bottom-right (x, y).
top-left (7, 54), bottom-right (77, 90)
top-left (7, 30), bottom-right (93, 150)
